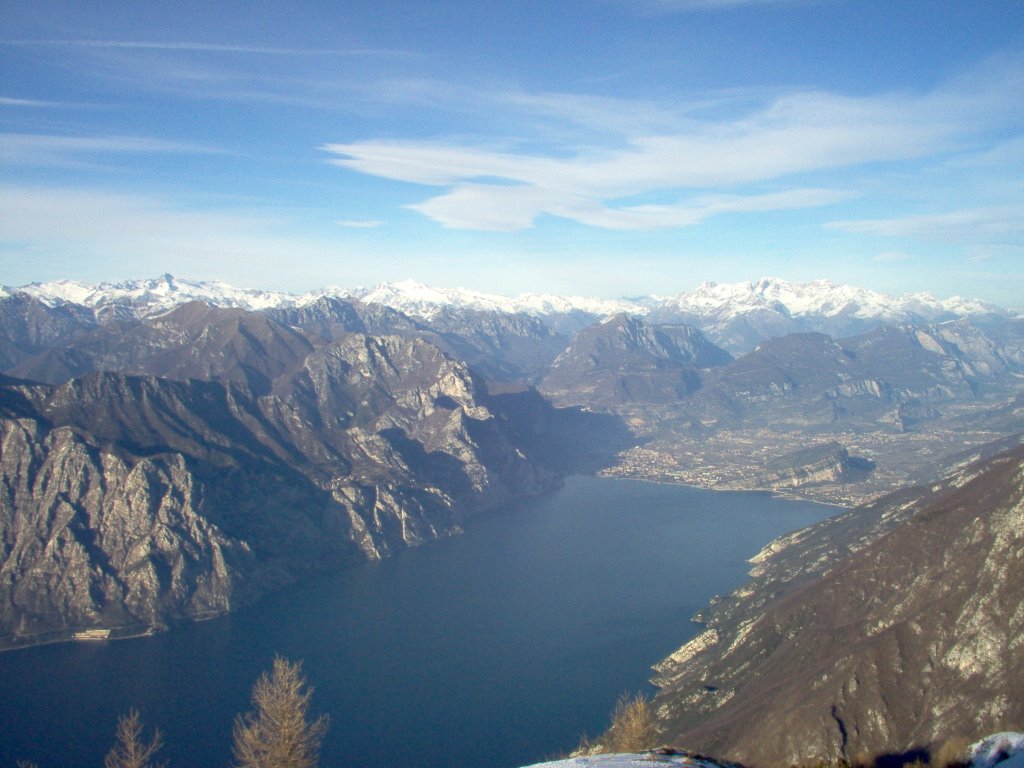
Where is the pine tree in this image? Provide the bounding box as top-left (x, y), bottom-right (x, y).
top-left (104, 709), bottom-right (164, 768)
top-left (232, 657), bottom-right (329, 768)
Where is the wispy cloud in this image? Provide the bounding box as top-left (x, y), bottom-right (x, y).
top-left (1, 39), bottom-right (411, 57)
top-left (829, 205), bottom-right (1024, 241)
top-left (0, 184), bottom-right (345, 278)
top-left (323, 60), bottom-right (1022, 232)
top-left (0, 38), bottom-right (426, 111)
top-left (0, 133), bottom-right (225, 167)
top-left (410, 185), bottom-right (851, 231)
top-left (0, 96), bottom-right (66, 107)
top-left (606, 0), bottom-right (823, 12)
top-left (337, 219), bottom-right (385, 228)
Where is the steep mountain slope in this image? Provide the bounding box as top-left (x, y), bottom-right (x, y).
top-left (6, 301), bottom-right (317, 392)
top-left (652, 439), bottom-right (1024, 766)
top-left (3, 287), bottom-right (1021, 508)
top-left (540, 315), bottom-right (732, 406)
top-left (412, 306), bottom-right (569, 383)
top-left (680, 321), bottom-right (1017, 431)
top-left (0, 324), bottom-right (583, 649)
top-left (0, 294), bottom-right (97, 370)
top-left (274, 299), bottom-right (572, 384)
top-left (2, 291), bottom-right (566, 387)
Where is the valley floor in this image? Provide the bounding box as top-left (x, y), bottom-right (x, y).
top-left (598, 400), bottom-right (1019, 505)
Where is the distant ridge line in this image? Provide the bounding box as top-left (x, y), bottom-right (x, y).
top-left (2, 273), bottom-right (1013, 325)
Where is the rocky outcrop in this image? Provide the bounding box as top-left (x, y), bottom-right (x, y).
top-left (651, 439), bottom-right (1024, 766)
top-left (0, 418), bottom-right (263, 645)
top-left (0, 322), bottom-right (575, 649)
top-left (753, 442), bottom-right (875, 489)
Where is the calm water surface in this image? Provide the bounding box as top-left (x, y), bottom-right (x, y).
top-left (0, 477), bottom-right (836, 768)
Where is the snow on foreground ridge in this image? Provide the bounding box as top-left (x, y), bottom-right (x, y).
top-left (513, 735), bottom-right (1024, 768)
top-left (971, 733), bottom-right (1024, 768)
top-left (520, 752), bottom-right (734, 768)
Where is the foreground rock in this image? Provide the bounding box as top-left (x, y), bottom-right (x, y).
top-left (651, 440), bottom-right (1024, 766)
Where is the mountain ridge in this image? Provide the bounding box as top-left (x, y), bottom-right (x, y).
top-left (651, 438), bottom-right (1024, 766)
top-left (4, 274), bottom-right (1014, 354)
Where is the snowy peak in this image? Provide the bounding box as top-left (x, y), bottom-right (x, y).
top-left (352, 279), bottom-right (638, 320)
top-left (352, 279), bottom-right (519, 319)
top-left (12, 274), bottom-right (296, 316)
top-left (2, 275), bottom-right (1011, 353)
top-left (5, 274), bottom-right (362, 320)
top-left (657, 277), bottom-right (1003, 322)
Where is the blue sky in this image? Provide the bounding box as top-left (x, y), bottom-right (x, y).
top-left (1, 0), bottom-right (1022, 305)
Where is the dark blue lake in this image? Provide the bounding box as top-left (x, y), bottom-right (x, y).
top-left (0, 477), bottom-right (836, 768)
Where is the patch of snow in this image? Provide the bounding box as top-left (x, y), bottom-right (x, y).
top-left (353, 280), bottom-right (643, 320)
top-left (354, 279), bottom-right (521, 319)
top-left (971, 733), bottom-right (1024, 768)
top-left (13, 274), bottom-right (301, 316)
top-left (522, 752), bottom-right (730, 768)
top-left (655, 278), bottom-right (1004, 324)
top-left (6, 274), bottom-right (1008, 329)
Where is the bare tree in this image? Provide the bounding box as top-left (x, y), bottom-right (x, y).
top-left (232, 656), bottom-right (329, 768)
top-left (104, 709), bottom-right (164, 768)
top-left (602, 692), bottom-right (656, 754)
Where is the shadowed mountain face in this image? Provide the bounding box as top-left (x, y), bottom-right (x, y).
top-left (0, 302), bottom-right (633, 650)
top-left (0, 294), bottom-right (97, 370)
top-left (413, 306), bottom-right (570, 384)
top-left (539, 314), bottom-right (733, 406)
top-left (269, 299), bottom-right (570, 385)
top-left (651, 441), bottom-right (1024, 767)
top-left (676, 322), bottom-right (1021, 431)
top-left (7, 274), bottom-right (1013, 356)
top-left (5, 301), bottom-right (317, 393)
top-left (6, 293), bottom-right (571, 389)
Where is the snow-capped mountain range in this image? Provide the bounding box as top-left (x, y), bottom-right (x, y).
top-left (2, 273), bottom-right (1010, 324)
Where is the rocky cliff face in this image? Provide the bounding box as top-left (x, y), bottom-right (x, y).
top-left (0, 315), bottom-right (575, 649)
top-left (680, 321), bottom-right (1017, 431)
top-left (651, 439), bottom-right (1024, 766)
top-left (540, 314), bottom-right (732, 406)
top-left (751, 442), bottom-right (875, 489)
top-left (0, 417), bottom-right (261, 644)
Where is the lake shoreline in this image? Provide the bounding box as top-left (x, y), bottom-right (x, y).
top-left (1, 476), bottom-right (837, 768)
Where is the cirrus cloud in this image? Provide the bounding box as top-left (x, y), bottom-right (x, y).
top-left (322, 59), bottom-right (1022, 232)
top-left (0, 132), bottom-right (224, 168)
